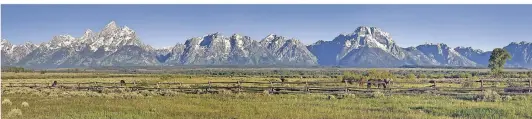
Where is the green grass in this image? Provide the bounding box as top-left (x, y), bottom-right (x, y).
top-left (3, 72), bottom-right (532, 119)
top-left (2, 93), bottom-right (532, 119)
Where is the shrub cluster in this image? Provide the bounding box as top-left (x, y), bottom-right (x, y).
top-left (2, 99), bottom-right (13, 106)
top-left (475, 90), bottom-right (501, 102)
top-left (371, 91), bottom-right (385, 98)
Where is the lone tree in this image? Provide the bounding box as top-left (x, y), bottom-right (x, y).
top-left (488, 48), bottom-right (512, 76)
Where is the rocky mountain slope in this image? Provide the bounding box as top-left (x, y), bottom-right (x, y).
top-left (503, 42), bottom-right (532, 68)
top-left (158, 33), bottom-right (317, 66)
top-left (2, 21), bottom-right (532, 68)
top-left (307, 27), bottom-right (473, 67)
top-left (7, 21), bottom-right (158, 68)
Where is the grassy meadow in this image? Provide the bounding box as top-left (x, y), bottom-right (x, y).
top-left (2, 72), bottom-right (532, 119)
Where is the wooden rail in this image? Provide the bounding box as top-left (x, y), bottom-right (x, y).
top-left (3, 79), bottom-right (532, 95)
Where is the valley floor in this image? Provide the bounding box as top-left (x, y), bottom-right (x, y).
top-left (2, 93), bottom-right (532, 119)
top-left (2, 72), bottom-right (532, 119)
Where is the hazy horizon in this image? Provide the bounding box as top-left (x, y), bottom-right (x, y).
top-left (3, 5), bottom-right (532, 51)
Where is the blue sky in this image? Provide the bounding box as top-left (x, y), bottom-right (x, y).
top-left (2, 5), bottom-right (532, 51)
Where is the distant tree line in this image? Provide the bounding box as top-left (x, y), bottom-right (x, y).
top-left (1, 66), bottom-right (33, 73)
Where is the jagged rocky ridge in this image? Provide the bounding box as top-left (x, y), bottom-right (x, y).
top-left (2, 21), bottom-right (317, 68)
top-left (2, 21), bottom-right (532, 68)
top-left (160, 33), bottom-right (317, 66)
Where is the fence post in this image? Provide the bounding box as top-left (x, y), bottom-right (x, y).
top-left (208, 80), bottom-right (211, 92)
top-left (344, 80), bottom-right (349, 93)
top-left (270, 81), bottom-right (274, 92)
top-left (237, 81), bottom-right (241, 93)
top-left (528, 79), bottom-right (531, 88)
top-left (305, 81), bottom-right (309, 93)
top-left (480, 79), bottom-right (484, 91)
top-left (528, 79), bottom-right (532, 93)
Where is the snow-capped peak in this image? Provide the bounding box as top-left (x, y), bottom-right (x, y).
top-left (80, 29), bottom-right (94, 40)
top-left (23, 41), bottom-right (35, 46)
top-left (455, 46), bottom-right (485, 54)
top-left (231, 34), bottom-right (243, 39)
top-left (161, 46), bottom-right (174, 50)
top-left (206, 32), bottom-right (222, 37)
top-left (335, 26), bottom-right (396, 51)
top-left (106, 21), bottom-right (118, 29)
top-left (83, 29), bottom-right (93, 36)
top-left (510, 41), bottom-right (532, 45)
top-left (266, 34), bottom-right (276, 38)
top-left (46, 35), bottom-right (77, 49)
top-left (1, 39), bottom-right (14, 52)
top-left (86, 21), bottom-right (144, 52)
top-left (261, 34), bottom-right (285, 43)
top-left (100, 21), bottom-right (120, 36)
top-left (1, 39), bottom-right (9, 45)
top-left (354, 26), bottom-right (372, 35)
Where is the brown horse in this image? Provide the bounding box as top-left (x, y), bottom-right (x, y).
top-left (366, 78), bottom-right (392, 89)
top-left (51, 81), bottom-right (58, 87)
top-left (120, 80), bottom-right (126, 86)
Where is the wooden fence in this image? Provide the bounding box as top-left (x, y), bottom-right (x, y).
top-left (3, 79), bottom-right (532, 95)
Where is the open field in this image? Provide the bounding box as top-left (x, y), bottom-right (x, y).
top-left (3, 93), bottom-right (532, 119)
top-left (3, 71), bottom-right (532, 119)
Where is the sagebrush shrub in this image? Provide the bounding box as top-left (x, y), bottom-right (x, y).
top-left (113, 88), bottom-right (126, 93)
top-left (2, 99), bottom-right (12, 106)
top-left (159, 90), bottom-right (179, 96)
top-left (139, 90), bottom-right (156, 96)
top-left (101, 88), bottom-right (113, 94)
top-left (475, 90), bottom-right (501, 102)
top-left (262, 90), bottom-right (270, 95)
top-left (218, 89), bottom-right (233, 95)
top-left (7, 108), bottom-right (22, 117)
top-left (371, 91), bottom-right (385, 98)
top-left (502, 95), bottom-right (513, 101)
top-left (21, 102), bottom-right (30, 107)
top-left (343, 94), bottom-right (356, 99)
top-left (121, 92), bottom-right (142, 99)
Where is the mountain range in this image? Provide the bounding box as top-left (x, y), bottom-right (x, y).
top-left (2, 21), bottom-right (532, 69)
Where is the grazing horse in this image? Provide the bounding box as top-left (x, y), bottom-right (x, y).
top-left (367, 79), bottom-right (374, 89)
top-left (367, 79), bottom-right (392, 90)
top-left (120, 80), bottom-right (126, 86)
top-left (377, 79), bottom-right (383, 88)
top-left (51, 81), bottom-right (58, 87)
top-left (358, 78), bottom-right (366, 87)
top-left (341, 77), bottom-right (355, 84)
top-left (382, 79), bottom-right (390, 89)
top-left (429, 80), bottom-right (436, 88)
top-left (504, 87), bottom-right (531, 93)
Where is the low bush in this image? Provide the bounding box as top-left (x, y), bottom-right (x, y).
top-left (218, 89), bottom-right (233, 95)
top-left (21, 102), bottom-right (30, 107)
top-left (139, 90), bottom-right (156, 97)
top-left (2, 99), bottom-right (13, 106)
top-left (262, 90), bottom-right (270, 95)
top-left (7, 108), bottom-right (22, 117)
top-left (502, 95), bottom-right (512, 101)
top-left (371, 91), bottom-right (385, 98)
top-left (158, 90), bottom-right (179, 96)
top-left (475, 90), bottom-right (501, 102)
